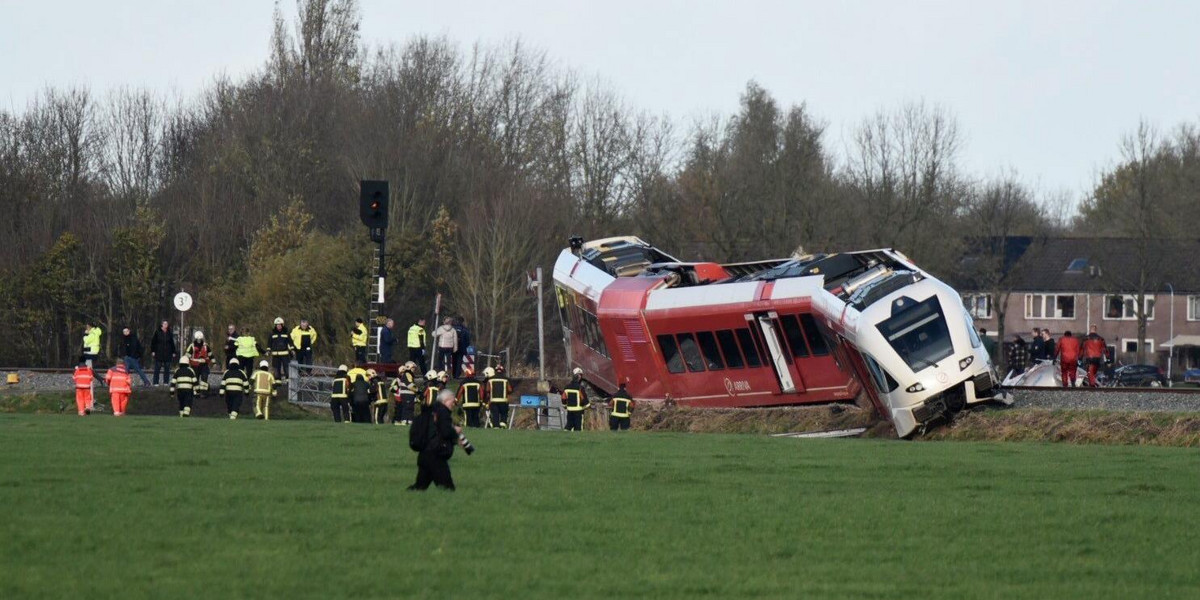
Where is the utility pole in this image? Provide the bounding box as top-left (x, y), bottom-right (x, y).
top-left (536, 267), bottom-right (545, 383)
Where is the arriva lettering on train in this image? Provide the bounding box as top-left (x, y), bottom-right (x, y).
top-left (724, 378), bottom-right (752, 395)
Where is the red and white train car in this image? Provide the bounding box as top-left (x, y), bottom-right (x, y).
top-left (553, 236), bottom-right (1003, 437)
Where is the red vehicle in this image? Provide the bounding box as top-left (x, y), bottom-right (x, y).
top-left (552, 237), bottom-right (860, 409)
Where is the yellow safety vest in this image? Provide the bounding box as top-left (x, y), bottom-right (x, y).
top-left (331, 377), bottom-right (349, 399)
top-left (235, 336), bottom-right (259, 358)
top-left (407, 325), bottom-right (426, 348)
top-left (352, 325), bottom-right (368, 348)
top-left (460, 382), bottom-right (482, 408)
top-left (487, 378), bottom-right (510, 405)
top-left (253, 370), bottom-right (274, 395)
top-left (83, 327), bottom-right (103, 354)
top-left (564, 388), bottom-right (586, 411)
top-left (612, 396), bottom-right (632, 418)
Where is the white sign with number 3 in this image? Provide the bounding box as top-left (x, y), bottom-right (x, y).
top-left (174, 291), bottom-right (193, 312)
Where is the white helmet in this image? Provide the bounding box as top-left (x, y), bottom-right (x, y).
top-left (229, 358), bottom-right (239, 366)
top-left (404, 361), bottom-right (416, 371)
top-left (259, 360), bottom-right (269, 368)
top-left (483, 367), bottom-right (495, 378)
top-left (572, 367), bottom-right (583, 376)
top-left (273, 317), bottom-right (284, 325)
top-left (425, 370), bottom-right (438, 380)
top-left (193, 331), bottom-right (204, 341)
top-left (178, 356), bottom-right (189, 365)
top-left (338, 364), bottom-right (348, 372)
top-left (437, 371), bottom-right (448, 380)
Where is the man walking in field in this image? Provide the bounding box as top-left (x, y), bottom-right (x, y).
top-left (72, 361), bottom-right (95, 416)
top-left (104, 363), bottom-right (132, 417)
top-left (408, 389), bottom-right (463, 492)
top-left (220, 358), bottom-right (248, 419)
top-left (252, 360), bottom-right (276, 420)
top-left (170, 356), bottom-right (197, 417)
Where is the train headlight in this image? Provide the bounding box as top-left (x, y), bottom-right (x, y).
top-left (905, 383), bottom-right (925, 393)
top-left (959, 356), bottom-right (974, 371)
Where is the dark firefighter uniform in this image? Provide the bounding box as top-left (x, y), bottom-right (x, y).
top-left (330, 368), bottom-right (351, 423)
top-left (609, 384), bottom-right (633, 431)
top-left (390, 368), bottom-right (418, 425)
top-left (562, 376), bottom-right (589, 431)
top-left (371, 372), bottom-right (390, 424)
top-left (170, 360), bottom-right (197, 417)
top-left (418, 375), bottom-right (440, 418)
top-left (347, 366), bottom-right (371, 423)
top-left (485, 372), bottom-right (513, 429)
top-left (457, 376), bottom-right (484, 428)
top-left (267, 325), bottom-right (292, 380)
top-left (219, 361), bottom-right (248, 419)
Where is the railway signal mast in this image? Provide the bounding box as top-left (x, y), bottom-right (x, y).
top-left (359, 180), bottom-right (389, 363)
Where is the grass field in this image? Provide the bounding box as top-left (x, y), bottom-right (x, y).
top-left (2, 414), bottom-right (1198, 599)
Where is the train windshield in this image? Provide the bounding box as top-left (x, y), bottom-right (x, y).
top-left (877, 297), bottom-right (954, 372)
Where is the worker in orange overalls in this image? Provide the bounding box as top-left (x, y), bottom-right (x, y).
top-left (72, 362), bottom-right (94, 415)
top-left (105, 363), bottom-right (133, 416)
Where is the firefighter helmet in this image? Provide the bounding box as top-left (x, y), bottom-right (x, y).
top-left (425, 370), bottom-right (438, 380)
top-left (483, 367), bottom-right (495, 378)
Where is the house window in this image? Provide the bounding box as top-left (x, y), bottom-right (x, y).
top-left (1121, 339), bottom-right (1155, 354)
top-left (1104, 294), bottom-right (1155, 321)
top-left (1188, 296), bottom-right (1200, 321)
top-left (1024, 294), bottom-right (1076, 319)
top-left (963, 294), bottom-right (992, 319)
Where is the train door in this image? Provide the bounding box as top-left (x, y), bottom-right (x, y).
top-left (777, 312), bottom-right (854, 391)
top-left (749, 312), bottom-right (805, 395)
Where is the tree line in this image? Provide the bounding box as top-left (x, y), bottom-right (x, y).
top-left (1, 0), bottom-right (1195, 368)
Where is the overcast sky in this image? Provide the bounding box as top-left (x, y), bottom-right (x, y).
top-left (3, 0), bottom-right (1198, 204)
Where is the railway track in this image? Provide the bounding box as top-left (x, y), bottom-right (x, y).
top-left (1008, 385), bottom-right (1200, 394)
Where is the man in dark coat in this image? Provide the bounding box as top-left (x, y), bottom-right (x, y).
top-left (150, 320), bottom-right (177, 386)
top-left (408, 389), bottom-right (463, 491)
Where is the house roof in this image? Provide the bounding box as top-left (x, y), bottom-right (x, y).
top-left (950, 237), bottom-right (1200, 294)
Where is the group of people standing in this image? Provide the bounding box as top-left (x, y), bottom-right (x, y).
top-left (1006, 325), bottom-right (1109, 387)
top-left (327, 362), bottom-right (513, 428)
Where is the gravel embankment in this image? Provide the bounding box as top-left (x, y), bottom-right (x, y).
top-left (1011, 388), bottom-right (1200, 413)
top-left (0, 370), bottom-right (197, 392)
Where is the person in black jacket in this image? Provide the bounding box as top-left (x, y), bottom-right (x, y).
top-left (150, 320), bottom-right (177, 386)
top-left (119, 327), bottom-right (152, 386)
top-left (267, 318), bottom-right (292, 381)
top-left (408, 389), bottom-right (463, 491)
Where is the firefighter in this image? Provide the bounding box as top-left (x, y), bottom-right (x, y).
top-left (352, 318), bottom-right (369, 365)
top-left (456, 369), bottom-right (484, 428)
top-left (290, 320), bottom-right (318, 371)
top-left (219, 358), bottom-right (248, 419)
top-left (390, 361), bottom-right (419, 425)
top-left (1083, 325), bottom-right (1107, 387)
top-left (330, 365), bottom-right (351, 423)
top-left (419, 369), bottom-right (441, 418)
top-left (170, 356), bottom-right (197, 417)
top-left (562, 367), bottom-right (589, 431)
top-left (369, 369), bottom-right (390, 424)
top-left (407, 318), bottom-right (428, 373)
top-left (609, 381), bottom-right (633, 431)
top-left (252, 360), bottom-right (276, 420)
top-left (105, 363), bottom-right (132, 417)
top-left (267, 318), bottom-right (292, 381)
top-left (72, 361), bottom-right (94, 416)
top-left (483, 366), bottom-right (512, 429)
top-left (347, 364), bottom-right (371, 423)
top-left (187, 331), bottom-right (214, 395)
top-left (234, 327), bottom-right (262, 368)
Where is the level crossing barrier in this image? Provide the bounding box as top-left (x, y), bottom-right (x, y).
top-left (287, 362), bottom-right (341, 408)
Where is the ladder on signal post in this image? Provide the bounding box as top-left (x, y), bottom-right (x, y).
top-left (367, 235), bottom-right (385, 364)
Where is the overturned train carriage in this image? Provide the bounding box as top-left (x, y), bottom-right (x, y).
top-left (552, 236), bottom-right (1003, 437)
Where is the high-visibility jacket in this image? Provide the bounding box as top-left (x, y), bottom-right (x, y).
top-left (331, 375), bottom-right (349, 400)
top-left (347, 367), bottom-right (368, 385)
top-left (407, 324), bottom-right (426, 349)
top-left (252, 370), bottom-right (275, 395)
top-left (372, 378), bottom-right (389, 404)
top-left (290, 326), bottom-right (318, 351)
top-left (220, 368), bottom-right (247, 396)
top-left (1083, 334), bottom-right (1106, 359)
top-left (611, 391), bottom-right (633, 418)
top-left (83, 327), bottom-right (103, 354)
top-left (73, 366), bottom-right (94, 389)
top-left (235, 335), bottom-right (260, 360)
top-left (268, 329), bottom-right (292, 356)
top-left (351, 325), bottom-right (368, 348)
top-left (563, 382), bottom-right (588, 412)
top-left (392, 371), bottom-right (417, 397)
top-left (105, 368), bottom-right (131, 394)
top-left (423, 384), bottom-right (440, 406)
top-left (187, 342), bottom-right (211, 367)
top-left (485, 377), bottom-right (512, 406)
top-left (457, 380), bottom-right (482, 408)
top-left (1057, 335), bottom-right (1081, 363)
top-left (171, 366), bottom-right (197, 393)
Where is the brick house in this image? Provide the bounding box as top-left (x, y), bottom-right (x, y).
top-left (950, 237), bottom-right (1200, 377)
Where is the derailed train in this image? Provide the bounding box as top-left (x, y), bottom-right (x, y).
top-left (552, 236), bottom-right (1004, 437)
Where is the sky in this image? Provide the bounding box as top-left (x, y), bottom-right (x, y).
top-left (2, 0), bottom-right (1199, 204)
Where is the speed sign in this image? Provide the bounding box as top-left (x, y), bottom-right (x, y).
top-left (174, 291), bottom-right (193, 312)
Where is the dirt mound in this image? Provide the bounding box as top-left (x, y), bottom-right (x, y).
top-left (509, 402), bottom-right (884, 435)
top-left (0, 388), bottom-right (323, 420)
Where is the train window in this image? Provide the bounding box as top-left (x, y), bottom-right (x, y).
top-left (862, 355), bottom-right (899, 393)
top-left (779, 315), bottom-right (810, 358)
top-left (696, 331), bottom-right (725, 371)
top-left (746, 323), bottom-right (770, 362)
top-left (716, 330), bottom-right (744, 369)
top-left (676, 333), bottom-right (706, 372)
top-left (735, 328), bottom-right (763, 368)
top-left (657, 335), bottom-right (685, 374)
top-left (800, 314), bottom-right (830, 356)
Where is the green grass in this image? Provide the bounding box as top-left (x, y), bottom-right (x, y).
top-left (1, 415), bottom-right (1198, 599)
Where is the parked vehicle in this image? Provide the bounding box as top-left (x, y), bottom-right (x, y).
top-left (1108, 364), bottom-right (1168, 388)
top-left (1182, 368), bottom-right (1200, 385)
